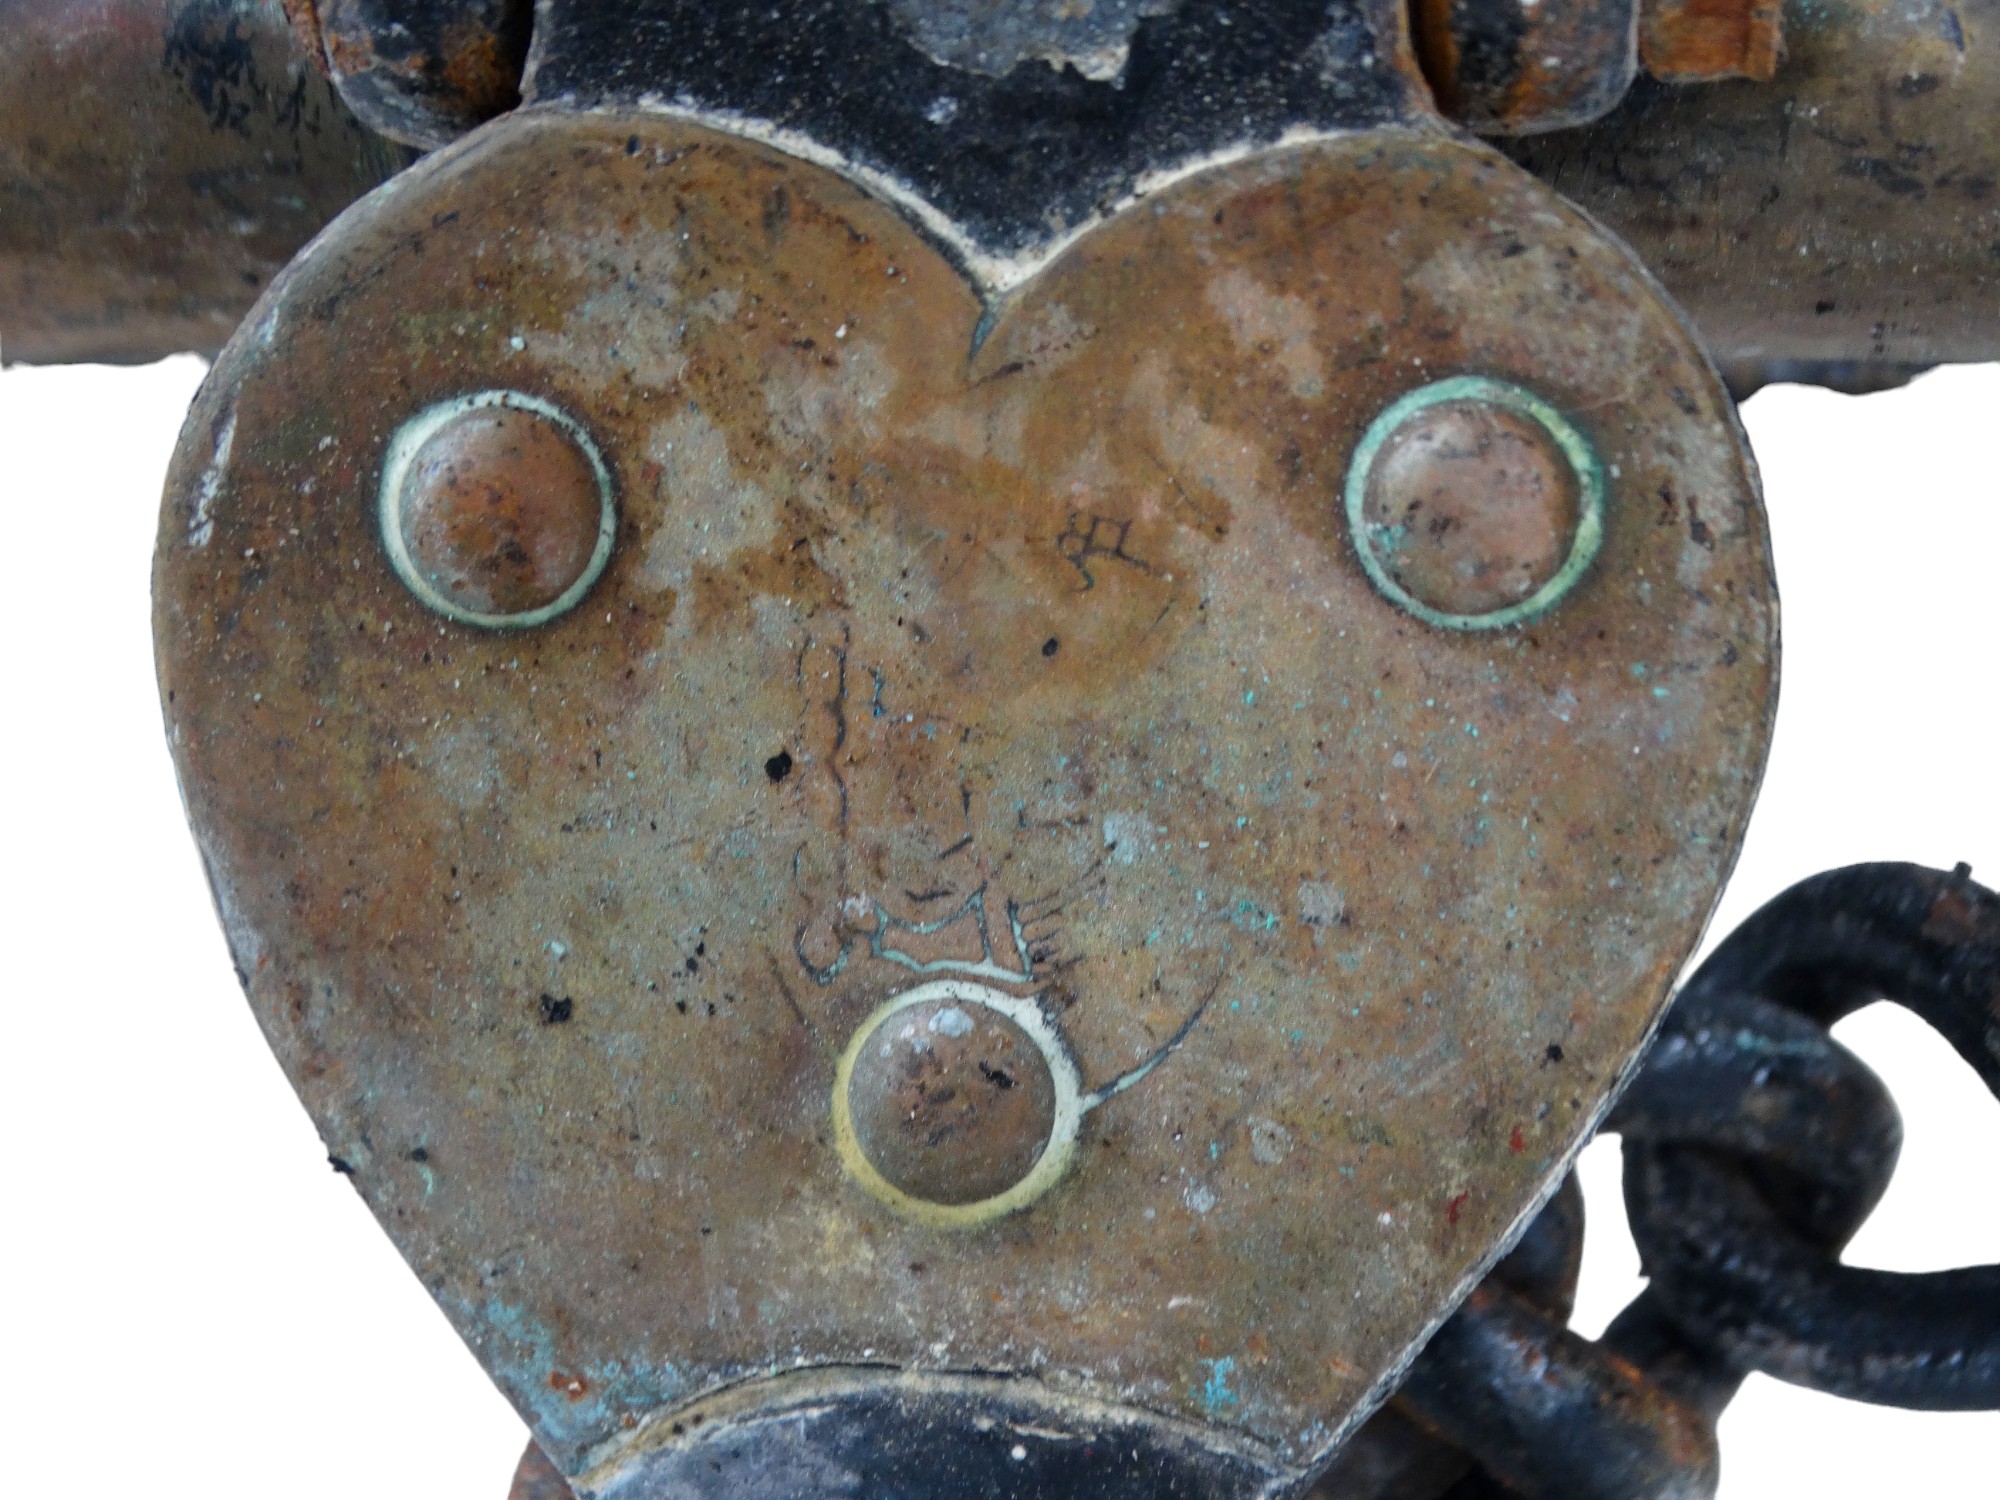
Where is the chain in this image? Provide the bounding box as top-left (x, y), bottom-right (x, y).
top-left (1320, 862), bottom-right (2000, 1499)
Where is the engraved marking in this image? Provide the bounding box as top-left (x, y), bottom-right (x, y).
top-left (1057, 512), bottom-right (1153, 591)
top-left (796, 881), bottom-right (1035, 987)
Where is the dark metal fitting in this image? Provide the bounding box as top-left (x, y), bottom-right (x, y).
top-left (1316, 1175), bottom-right (1727, 1500)
top-left (519, 0), bottom-right (1428, 274)
top-left (1615, 862), bottom-right (2000, 1411)
top-left (1413, 0), bottom-right (1643, 135)
top-left (1396, 1280), bottom-right (1721, 1500)
top-left (282, 0), bottom-right (532, 148)
top-left (1415, 0), bottom-right (1784, 135)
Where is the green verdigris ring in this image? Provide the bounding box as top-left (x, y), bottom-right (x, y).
top-left (1345, 376), bottom-right (1605, 630)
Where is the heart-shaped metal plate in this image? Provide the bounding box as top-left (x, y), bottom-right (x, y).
top-left (155, 109), bottom-right (1775, 1494)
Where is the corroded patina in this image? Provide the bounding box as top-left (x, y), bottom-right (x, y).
top-left (1640, 0), bottom-right (1784, 82)
top-left (283, 0), bottom-right (532, 148)
top-left (156, 109), bottom-right (1775, 1494)
top-left (1346, 377), bottom-right (1602, 630)
top-left (1412, 0), bottom-right (1642, 134)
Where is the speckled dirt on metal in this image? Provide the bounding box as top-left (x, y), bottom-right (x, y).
top-left (155, 108), bottom-right (1776, 1490)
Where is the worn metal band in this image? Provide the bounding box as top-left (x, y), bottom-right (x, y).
top-left (828, 981), bottom-right (1088, 1228)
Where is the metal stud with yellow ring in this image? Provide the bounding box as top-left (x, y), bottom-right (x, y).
top-left (831, 981), bottom-right (1086, 1228)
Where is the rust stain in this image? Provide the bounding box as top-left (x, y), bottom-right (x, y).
top-left (1642, 0), bottom-right (1785, 82)
top-left (1416, 0), bottom-right (1642, 133)
top-left (278, 0), bottom-right (331, 77)
top-left (690, 523), bottom-right (848, 634)
top-left (441, 17), bottom-right (525, 120)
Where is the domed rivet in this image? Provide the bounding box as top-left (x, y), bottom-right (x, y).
top-left (380, 390), bottom-right (615, 628)
top-left (832, 982), bottom-right (1085, 1227)
top-left (1346, 376), bottom-right (1604, 630)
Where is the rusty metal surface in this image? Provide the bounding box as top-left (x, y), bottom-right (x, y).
top-left (1505, 0), bottom-right (2000, 368)
top-left (155, 107), bottom-right (1774, 1492)
top-left (0, 0), bottom-right (408, 366)
top-left (1640, 0), bottom-right (1784, 81)
top-left (1413, 0), bottom-right (1641, 135)
top-left (284, 0), bottom-right (531, 149)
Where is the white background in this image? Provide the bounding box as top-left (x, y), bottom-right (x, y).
top-left (1, 356), bottom-right (1996, 1496)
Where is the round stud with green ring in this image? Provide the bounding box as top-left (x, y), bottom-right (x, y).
top-left (1346, 376), bottom-right (1605, 630)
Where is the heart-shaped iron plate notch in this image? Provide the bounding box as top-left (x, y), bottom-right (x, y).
top-left (156, 110), bottom-right (1775, 1489)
